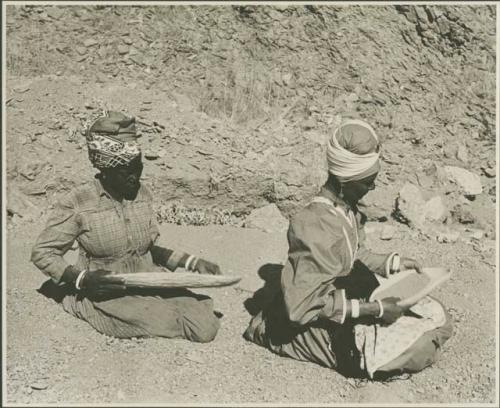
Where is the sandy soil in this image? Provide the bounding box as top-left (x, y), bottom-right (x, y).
top-left (4, 218), bottom-right (497, 405)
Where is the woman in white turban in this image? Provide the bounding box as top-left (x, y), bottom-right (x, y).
top-left (244, 119), bottom-right (453, 380)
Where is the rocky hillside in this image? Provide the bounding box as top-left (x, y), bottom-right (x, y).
top-left (6, 5), bottom-right (496, 239)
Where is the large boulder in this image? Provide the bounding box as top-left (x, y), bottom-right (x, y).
top-left (423, 195), bottom-right (447, 222)
top-left (395, 183), bottom-right (449, 229)
top-left (395, 183), bottom-right (427, 228)
top-left (244, 203), bottom-right (289, 233)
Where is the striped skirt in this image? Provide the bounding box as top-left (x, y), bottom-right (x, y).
top-left (61, 288), bottom-right (220, 342)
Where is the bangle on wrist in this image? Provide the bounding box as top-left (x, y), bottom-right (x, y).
top-left (351, 299), bottom-right (360, 319)
top-left (391, 254), bottom-right (400, 274)
top-left (184, 255), bottom-right (195, 271)
top-left (191, 257), bottom-right (199, 272)
top-left (75, 269), bottom-right (87, 290)
top-left (375, 299), bottom-right (384, 318)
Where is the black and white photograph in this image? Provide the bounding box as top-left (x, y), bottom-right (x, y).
top-left (2, 1), bottom-right (498, 406)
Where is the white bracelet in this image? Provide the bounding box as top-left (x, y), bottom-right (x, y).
top-left (75, 269), bottom-right (87, 290)
top-left (191, 257), bottom-right (200, 272)
top-left (391, 254), bottom-right (401, 274)
top-left (184, 255), bottom-right (195, 271)
top-left (351, 299), bottom-right (360, 319)
top-left (375, 299), bottom-right (384, 318)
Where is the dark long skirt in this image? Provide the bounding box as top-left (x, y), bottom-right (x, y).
top-left (40, 282), bottom-right (220, 342)
top-left (243, 261), bottom-right (453, 378)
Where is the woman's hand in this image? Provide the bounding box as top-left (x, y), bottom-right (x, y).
top-left (379, 297), bottom-right (406, 325)
top-left (193, 259), bottom-right (222, 275)
top-left (400, 257), bottom-right (423, 274)
top-left (80, 269), bottom-right (126, 297)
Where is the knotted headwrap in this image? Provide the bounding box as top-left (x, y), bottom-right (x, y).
top-left (85, 111), bottom-right (141, 169)
top-left (326, 119), bottom-right (381, 183)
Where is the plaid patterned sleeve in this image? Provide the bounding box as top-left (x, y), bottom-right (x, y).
top-left (31, 191), bottom-right (81, 284)
top-left (150, 245), bottom-right (187, 271)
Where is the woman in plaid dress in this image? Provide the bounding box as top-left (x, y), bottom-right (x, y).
top-left (31, 111), bottom-right (221, 342)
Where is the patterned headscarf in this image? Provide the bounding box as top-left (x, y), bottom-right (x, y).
top-left (85, 111), bottom-right (141, 169)
top-left (326, 119), bottom-right (381, 183)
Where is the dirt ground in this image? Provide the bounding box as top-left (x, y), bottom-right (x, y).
top-left (4, 219), bottom-right (497, 404)
top-left (3, 3), bottom-right (498, 406)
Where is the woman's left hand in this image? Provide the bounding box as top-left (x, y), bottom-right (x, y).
top-left (400, 257), bottom-right (423, 274)
top-left (194, 259), bottom-right (222, 275)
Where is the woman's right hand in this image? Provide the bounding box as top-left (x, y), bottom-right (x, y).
top-left (379, 297), bottom-right (406, 325)
top-left (80, 269), bottom-right (126, 297)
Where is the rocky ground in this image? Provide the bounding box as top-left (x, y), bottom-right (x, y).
top-left (4, 4), bottom-right (498, 406)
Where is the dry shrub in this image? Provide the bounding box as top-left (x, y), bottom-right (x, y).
top-left (156, 202), bottom-right (244, 226)
top-left (197, 63), bottom-right (287, 126)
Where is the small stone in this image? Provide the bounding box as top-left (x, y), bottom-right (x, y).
top-left (473, 239), bottom-right (496, 253)
top-left (436, 228), bottom-right (460, 243)
top-left (481, 166), bottom-right (495, 178)
top-left (14, 86), bottom-right (30, 93)
top-left (129, 54), bottom-right (145, 65)
top-left (144, 151), bottom-right (159, 160)
top-left (444, 166), bottom-right (482, 196)
top-left (47, 7), bottom-right (64, 20)
top-left (416, 172), bottom-right (435, 189)
top-left (346, 92), bottom-right (359, 102)
top-left (123, 36), bottom-right (133, 45)
top-left (469, 229), bottom-right (485, 240)
top-left (282, 73), bottom-right (293, 86)
top-left (96, 72), bottom-right (107, 83)
top-left (301, 118), bottom-right (316, 131)
top-left (30, 381), bottom-right (49, 390)
top-left (380, 225), bottom-right (396, 240)
top-left (451, 205), bottom-right (476, 224)
top-left (83, 38), bottom-right (98, 47)
top-left (76, 46), bottom-right (87, 56)
top-left (443, 145), bottom-right (456, 159)
top-left (117, 45), bottom-right (129, 55)
top-left (456, 144), bottom-right (468, 163)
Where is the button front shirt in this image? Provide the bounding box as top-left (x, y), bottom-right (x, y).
top-left (31, 178), bottom-right (163, 283)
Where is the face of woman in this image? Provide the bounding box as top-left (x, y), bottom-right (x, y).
top-left (103, 155), bottom-right (144, 200)
top-left (342, 172), bottom-right (378, 205)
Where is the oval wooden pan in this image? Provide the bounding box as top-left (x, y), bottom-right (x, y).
top-left (369, 267), bottom-right (452, 308)
top-left (113, 272), bottom-right (241, 289)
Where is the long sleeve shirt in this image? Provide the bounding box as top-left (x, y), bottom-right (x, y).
top-left (31, 178), bottom-right (185, 284)
top-left (281, 187), bottom-right (395, 327)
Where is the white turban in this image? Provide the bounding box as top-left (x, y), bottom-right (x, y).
top-left (326, 119), bottom-right (381, 183)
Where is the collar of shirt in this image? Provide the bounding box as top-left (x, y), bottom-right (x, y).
top-left (318, 186), bottom-right (356, 215)
top-left (93, 177), bottom-right (145, 205)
